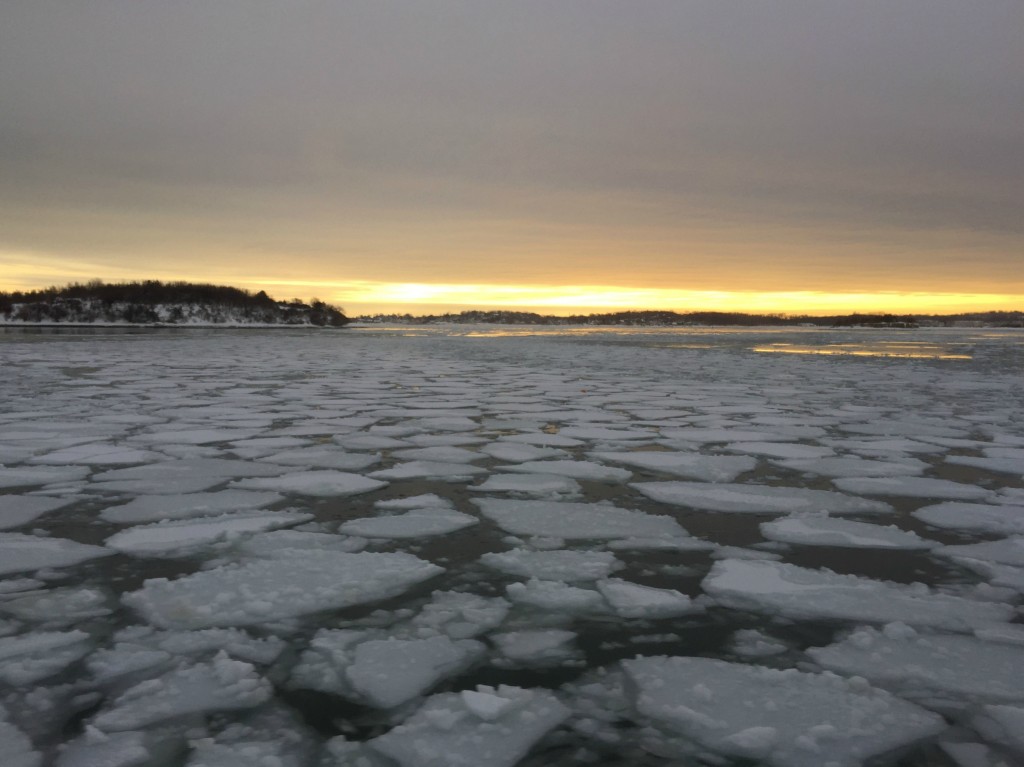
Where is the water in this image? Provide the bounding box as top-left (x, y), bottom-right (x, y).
top-left (1, 325), bottom-right (1022, 765)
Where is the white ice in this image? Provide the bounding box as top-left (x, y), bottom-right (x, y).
top-left (761, 515), bottom-right (935, 549)
top-left (0, 533), bottom-right (112, 575)
top-left (368, 684), bottom-right (569, 767)
top-left (369, 461), bottom-right (487, 481)
top-left (596, 578), bottom-right (699, 618)
top-left (123, 550), bottom-right (443, 628)
top-left (474, 498), bottom-right (687, 540)
top-left (623, 655), bottom-right (943, 767)
top-left (232, 469), bottom-right (387, 496)
top-left (703, 559), bottom-right (1014, 631)
top-left (774, 455), bottom-right (929, 478)
top-left (103, 510), bottom-right (313, 556)
top-left (809, 624), bottom-right (1024, 707)
top-left (591, 450), bottom-right (756, 482)
top-left (471, 473), bottom-right (581, 496)
top-left (99, 489), bottom-right (283, 524)
top-left (480, 549), bottom-right (622, 582)
top-left (0, 496), bottom-right (75, 530)
top-left (913, 502), bottom-right (1024, 535)
top-left (833, 476), bottom-right (993, 500)
top-left (339, 508), bottom-right (477, 538)
top-left (633, 481), bottom-right (892, 515)
top-left (501, 460), bottom-right (632, 482)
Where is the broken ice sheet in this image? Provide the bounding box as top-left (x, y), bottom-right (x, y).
top-left (471, 472), bottom-right (581, 496)
top-left (474, 498), bottom-right (687, 540)
top-left (0, 533), bottom-right (112, 576)
top-left (808, 624), bottom-right (1024, 708)
top-left (760, 515), bottom-right (936, 549)
top-left (123, 550), bottom-right (443, 629)
top-left (913, 502), bottom-right (1024, 535)
top-left (703, 559), bottom-right (1014, 631)
top-left (633, 481), bottom-right (893, 514)
top-left (368, 684), bottom-right (569, 767)
top-left (480, 549), bottom-right (622, 582)
top-left (338, 508), bottom-right (477, 538)
top-left (622, 655), bottom-right (944, 767)
top-left (591, 450), bottom-right (756, 482)
top-left (99, 489), bottom-right (284, 524)
top-left (0, 496), bottom-right (76, 531)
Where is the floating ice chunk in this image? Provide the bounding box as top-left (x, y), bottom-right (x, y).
top-left (368, 684), bottom-right (569, 767)
top-left (407, 591), bottom-right (511, 639)
top-left (606, 536), bottom-right (716, 551)
top-left (809, 626), bottom-right (1024, 706)
top-left (725, 442), bottom-right (834, 460)
top-left (339, 508), bottom-right (478, 538)
top-left (236, 530), bottom-right (366, 557)
top-left (491, 629), bottom-right (578, 664)
top-left (259, 446), bottom-right (380, 471)
top-left (124, 550), bottom-right (443, 629)
top-left (0, 466), bottom-right (90, 489)
top-left (761, 515), bottom-right (935, 549)
top-left (729, 628), bottom-right (789, 657)
top-left (55, 728), bottom-right (150, 767)
top-left (596, 579), bottom-right (699, 618)
top-left (660, 427), bottom-right (797, 443)
top-left (373, 495), bottom-right (451, 513)
top-left (703, 559), bottom-right (1014, 631)
top-left (480, 549), bottom-right (622, 582)
top-left (407, 416), bottom-right (479, 432)
top-left (913, 502), bottom-right (1024, 535)
top-left (233, 470), bottom-right (387, 497)
top-left (184, 706), bottom-right (319, 767)
top-left (345, 636), bottom-right (484, 708)
top-left (392, 446), bottom-right (484, 464)
top-left (591, 451), bottom-right (756, 482)
top-left (92, 655), bottom-right (272, 731)
top-left (479, 443), bottom-right (568, 463)
top-left (973, 705), bottom-right (1024, 758)
top-left (506, 579), bottom-right (606, 613)
top-left (91, 458), bottom-right (287, 494)
top-left (935, 536), bottom-right (1024, 567)
top-left (0, 703), bottom-right (40, 767)
top-left (104, 511), bottom-right (313, 556)
top-left (1, 586), bottom-right (112, 624)
top-left (498, 432), bottom-right (585, 448)
top-left (406, 434), bottom-right (487, 447)
top-left (501, 460), bottom-right (631, 482)
top-left (471, 473), bottom-right (581, 496)
top-left (369, 461), bottom-right (487, 481)
top-left (633, 482), bottom-right (892, 515)
top-left (834, 476), bottom-right (992, 500)
top-left (774, 456), bottom-right (928, 478)
top-left (0, 533), bottom-right (112, 576)
top-left (558, 426), bottom-right (654, 441)
top-left (622, 656), bottom-right (944, 767)
top-left (0, 630), bottom-right (94, 685)
top-left (0, 496), bottom-right (75, 530)
top-left (99, 489), bottom-right (284, 524)
top-left (334, 434), bottom-right (414, 451)
top-left (474, 498), bottom-right (687, 540)
top-left (946, 455), bottom-right (1024, 476)
top-left (28, 444), bottom-right (161, 466)
top-left (828, 437), bottom-right (948, 456)
top-left (290, 629), bottom-right (370, 696)
top-left (950, 558), bottom-right (1024, 592)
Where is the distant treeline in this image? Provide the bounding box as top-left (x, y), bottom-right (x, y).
top-left (0, 280), bottom-right (349, 326)
top-left (359, 309), bottom-right (929, 327)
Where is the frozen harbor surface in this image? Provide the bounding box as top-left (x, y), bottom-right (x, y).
top-left (1, 324), bottom-right (1023, 766)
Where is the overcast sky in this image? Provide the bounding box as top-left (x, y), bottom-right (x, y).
top-left (2, 1), bottom-right (1022, 312)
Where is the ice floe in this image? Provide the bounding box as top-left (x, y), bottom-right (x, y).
top-left (623, 655), bottom-right (944, 767)
top-left (480, 549), bottom-right (622, 582)
top-left (913, 502), bottom-right (1024, 535)
top-left (232, 469), bottom-right (387, 496)
top-left (833, 476), bottom-right (992, 500)
top-left (501, 460), bottom-right (632, 482)
top-left (761, 515), bottom-right (935, 549)
top-left (591, 450), bottom-right (756, 482)
top-left (104, 510), bottom-right (313, 556)
top-left (703, 559), bottom-right (1014, 631)
top-left (474, 498), bottom-right (687, 539)
top-left (596, 578), bottom-right (699, 618)
top-left (339, 508), bottom-right (477, 538)
top-left (99, 489), bottom-right (283, 524)
top-left (471, 473), bottom-right (581, 496)
top-left (809, 624), bottom-right (1024, 707)
top-left (0, 496), bottom-right (75, 530)
top-left (369, 460), bottom-right (487, 481)
top-left (633, 481), bottom-right (892, 514)
top-left (0, 533), bottom-right (112, 575)
top-left (368, 684), bottom-right (569, 767)
top-left (123, 550), bottom-right (443, 628)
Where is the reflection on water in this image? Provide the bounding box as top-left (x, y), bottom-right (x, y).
top-left (752, 342), bottom-right (973, 360)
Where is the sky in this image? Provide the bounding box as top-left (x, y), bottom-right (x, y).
top-left (1, 1), bottom-right (1022, 316)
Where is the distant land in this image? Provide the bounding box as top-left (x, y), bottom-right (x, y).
top-left (0, 281), bottom-right (350, 327)
top-left (2, 281), bottom-right (1022, 328)
top-left (357, 308), bottom-right (1024, 328)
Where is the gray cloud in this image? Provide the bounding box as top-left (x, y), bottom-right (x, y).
top-left (1, 0), bottom-right (1022, 292)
